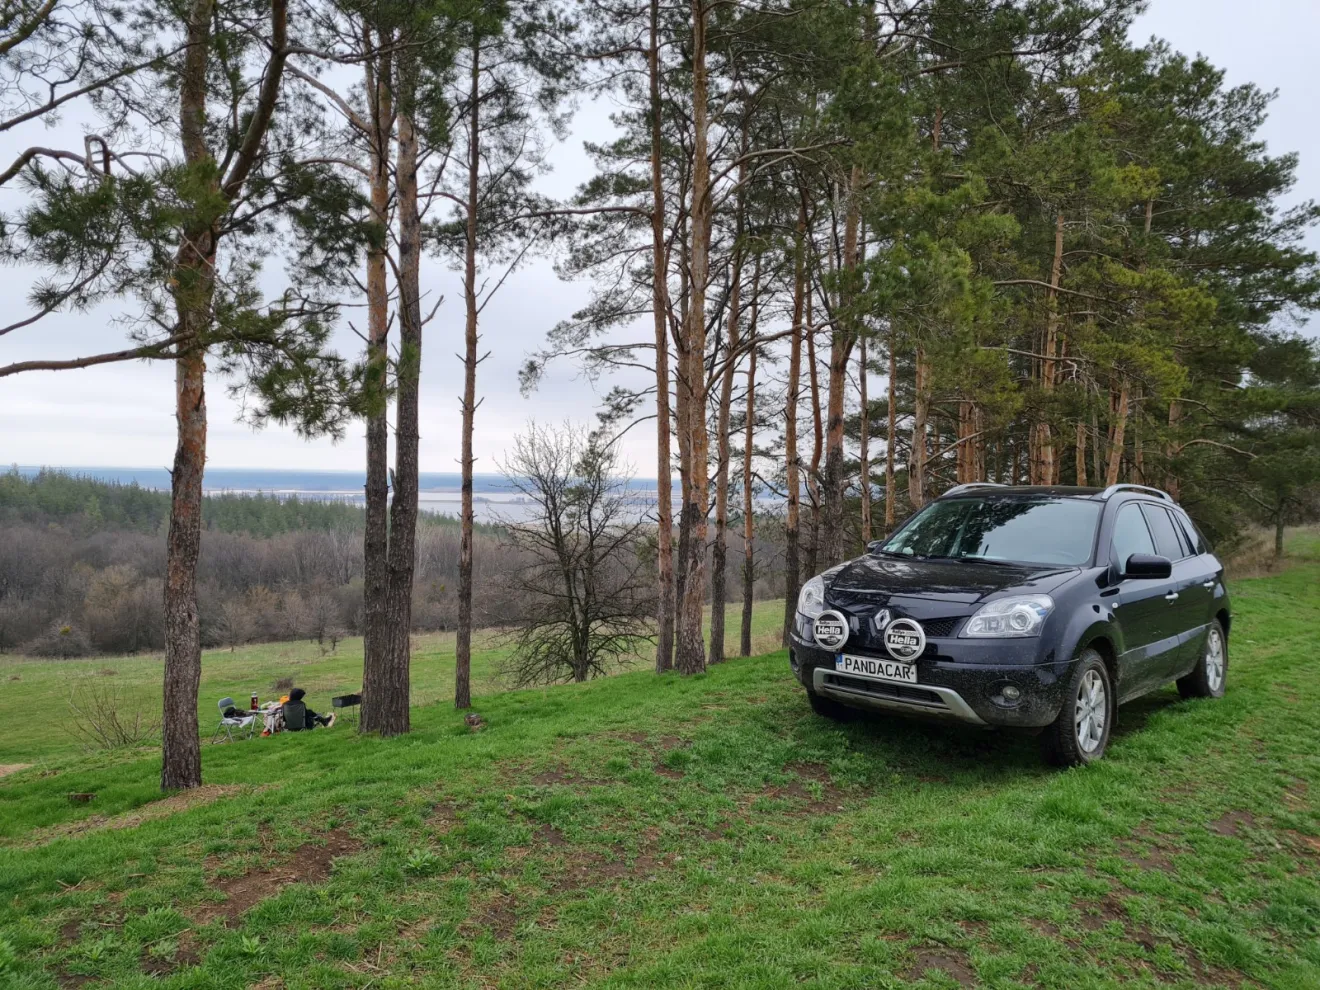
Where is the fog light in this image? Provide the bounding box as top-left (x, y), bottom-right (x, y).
top-left (1002, 685), bottom-right (1020, 701)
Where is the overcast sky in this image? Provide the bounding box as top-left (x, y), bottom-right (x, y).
top-left (2, 0), bottom-right (1317, 476)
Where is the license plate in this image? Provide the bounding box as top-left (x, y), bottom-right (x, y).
top-left (836, 654), bottom-right (918, 684)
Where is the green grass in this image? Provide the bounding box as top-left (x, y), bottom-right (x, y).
top-left (0, 603), bottom-right (788, 764)
top-left (1, 547), bottom-right (1318, 989)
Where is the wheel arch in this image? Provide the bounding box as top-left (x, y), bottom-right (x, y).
top-left (1082, 633), bottom-right (1118, 686)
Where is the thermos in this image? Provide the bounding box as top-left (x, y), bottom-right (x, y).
top-left (250, 692), bottom-right (259, 711)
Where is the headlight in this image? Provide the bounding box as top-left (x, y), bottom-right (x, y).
top-left (797, 575), bottom-right (827, 617)
top-left (961, 595), bottom-right (1054, 638)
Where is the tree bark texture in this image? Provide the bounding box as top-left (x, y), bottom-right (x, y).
top-left (740, 258), bottom-right (760, 656)
top-left (370, 72), bottom-right (420, 737)
top-left (161, 0), bottom-right (218, 791)
top-left (781, 205), bottom-right (806, 644)
top-left (455, 35), bottom-right (481, 708)
top-left (907, 346), bottom-right (929, 509)
top-left (360, 26), bottom-right (393, 733)
top-left (821, 166), bottom-right (861, 566)
top-left (885, 335), bottom-right (897, 532)
top-left (709, 151), bottom-right (744, 665)
top-left (674, 0), bottom-right (710, 675)
top-left (858, 334), bottom-right (871, 544)
top-left (648, 0), bottom-right (674, 674)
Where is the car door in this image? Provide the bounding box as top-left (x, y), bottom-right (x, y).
top-left (1139, 503), bottom-right (1203, 680)
top-left (1168, 507), bottom-right (1220, 669)
top-left (1109, 502), bottom-right (1182, 700)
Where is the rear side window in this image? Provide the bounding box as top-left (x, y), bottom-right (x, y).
top-left (1111, 504), bottom-right (1155, 565)
top-left (1173, 510), bottom-right (1205, 554)
top-left (1140, 504), bottom-right (1186, 560)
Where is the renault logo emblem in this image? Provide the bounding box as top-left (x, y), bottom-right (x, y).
top-left (873, 608), bottom-right (892, 632)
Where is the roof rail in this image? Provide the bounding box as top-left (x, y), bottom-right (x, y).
top-left (1099, 483), bottom-right (1171, 502)
top-left (941, 482), bottom-right (1008, 498)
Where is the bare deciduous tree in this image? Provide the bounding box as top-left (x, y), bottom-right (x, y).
top-left (496, 423), bottom-right (655, 686)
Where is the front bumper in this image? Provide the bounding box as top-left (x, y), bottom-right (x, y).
top-left (790, 632), bottom-right (1073, 728)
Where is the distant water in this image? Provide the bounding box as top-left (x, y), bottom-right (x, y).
top-left (11, 465), bottom-right (676, 524)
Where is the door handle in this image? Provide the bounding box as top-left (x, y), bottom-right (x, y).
top-left (1164, 592), bottom-right (1179, 602)
top-left (1201, 581), bottom-right (1215, 589)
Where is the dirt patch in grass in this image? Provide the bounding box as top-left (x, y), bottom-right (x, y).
top-left (469, 891), bottom-right (520, 939)
top-left (536, 823), bottom-right (569, 847)
top-left (757, 762), bottom-right (847, 814)
top-left (1285, 830), bottom-right (1320, 856)
top-left (190, 828), bottom-right (361, 927)
top-left (1209, 810), bottom-right (1256, 837)
top-left (26, 785), bottom-right (248, 847)
top-left (1117, 827), bottom-right (1177, 871)
top-left (1074, 892), bottom-right (1128, 931)
top-left (654, 763), bottom-right (684, 779)
top-left (904, 945), bottom-right (977, 986)
top-left (140, 929), bottom-right (202, 977)
top-left (0, 763), bottom-right (32, 780)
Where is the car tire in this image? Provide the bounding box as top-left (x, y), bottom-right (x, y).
top-left (806, 687), bottom-right (852, 721)
top-left (1041, 649), bottom-right (1114, 767)
top-left (1177, 619), bottom-right (1227, 700)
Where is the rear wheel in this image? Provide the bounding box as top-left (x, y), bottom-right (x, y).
top-left (1042, 649), bottom-right (1113, 767)
top-left (806, 687), bottom-right (853, 721)
top-left (1177, 619), bottom-right (1227, 700)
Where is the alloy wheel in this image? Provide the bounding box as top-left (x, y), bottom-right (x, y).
top-left (1205, 628), bottom-right (1225, 692)
top-left (1075, 668), bottom-right (1107, 754)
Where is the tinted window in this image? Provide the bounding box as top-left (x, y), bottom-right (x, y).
top-left (881, 497), bottom-right (1101, 566)
top-left (1141, 504), bottom-right (1185, 559)
top-left (1111, 504), bottom-right (1156, 565)
top-left (1173, 510), bottom-right (1205, 554)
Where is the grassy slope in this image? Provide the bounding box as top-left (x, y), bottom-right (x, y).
top-left (0, 542), bottom-right (1317, 989)
top-left (0, 605), bottom-right (788, 764)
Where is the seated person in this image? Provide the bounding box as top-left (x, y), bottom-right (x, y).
top-left (282, 688), bottom-right (336, 732)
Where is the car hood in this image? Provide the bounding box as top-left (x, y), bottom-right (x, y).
top-left (826, 554), bottom-right (1077, 606)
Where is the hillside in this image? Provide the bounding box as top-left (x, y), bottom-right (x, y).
top-left (0, 546), bottom-right (1318, 988)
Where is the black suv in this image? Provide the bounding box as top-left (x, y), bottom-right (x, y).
top-left (788, 484), bottom-right (1230, 765)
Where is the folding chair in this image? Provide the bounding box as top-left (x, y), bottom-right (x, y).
top-left (211, 697), bottom-right (256, 744)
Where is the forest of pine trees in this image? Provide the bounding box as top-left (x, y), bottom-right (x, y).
top-left (3, 0), bottom-right (1318, 788)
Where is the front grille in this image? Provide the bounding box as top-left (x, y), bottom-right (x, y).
top-left (920, 617), bottom-right (959, 638)
top-left (823, 672), bottom-right (947, 708)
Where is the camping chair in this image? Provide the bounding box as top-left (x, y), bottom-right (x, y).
top-left (282, 699), bottom-right (308, 732)
top-left (212, 697), bottom-right (256, 744)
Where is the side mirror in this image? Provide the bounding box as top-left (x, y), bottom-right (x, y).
top-left (866, 540), bottom-right (886, 554)
top-left (1123, 553), bottom-right (1172, 580)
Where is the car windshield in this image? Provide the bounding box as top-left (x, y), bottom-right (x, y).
top-left (880, 496), bottom-right (1101, 567)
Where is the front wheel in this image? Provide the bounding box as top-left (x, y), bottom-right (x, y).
top-left (1177, 619), bottom-right (1227, 700)
top-left (1042, 649), bottom-right (1114, 767)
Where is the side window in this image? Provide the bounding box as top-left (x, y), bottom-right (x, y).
top-left (1173, 510), bottom-right (1205, 554)
top-left (1111, 504), bottom-right (1156, 566)
top-left (1141, 504), bottom-right (1185, 560)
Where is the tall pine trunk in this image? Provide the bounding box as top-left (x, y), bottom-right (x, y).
top-left (1075, 419), bottom-right (1088, 486)
top-left (858, 334), bottom-right (871, 544)
top-left (885, 335), bottom-right (897, 532)
top-left (647, 0), bottom-right (674, 673)
top-left (804, 287), bottom-right (822, 580)
top-left (908, 346), bottom-right (928, 509)
top-left (740, 258), bottom-right (760, 656)
top-left (674, 0), bottom-right (710, 675)
top-left (161, 0), bottom-right (220, 791)
top-left (781, 205), bottom-right (806, 644)
top-left (821, 165), bottom-right (861, 566)
top-left (455, 34), bottom-right (481, 708)
top-left (1030, 213), bottom-right (1063, 484)
top-left (1105, 378), bottom-right (1131, 487)
top-left (373, 70), bottom-right (420, 737)
top-left (162, 0), bottom-right (288, 788)
top-left (709, 151), bottom-right (744, 665)
top-left (360, 27), bottom-right (392, 732)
